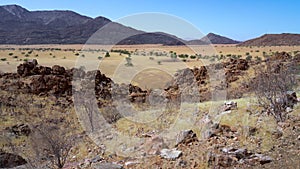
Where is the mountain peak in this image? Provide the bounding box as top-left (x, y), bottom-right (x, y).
top-left (1, 4), bottom-right (29, 18)
top-left (201, 32), bottom-right (240, 44)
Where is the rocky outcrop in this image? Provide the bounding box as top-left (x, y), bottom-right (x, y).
top-left (209, 147), bottom-right (273, 167)
top-left (164, 59), bottom-right (250, 102)
top-left (7, 124), bottom-right (31, 137)
top-left (1, 60), bottom-right (148, 107)
top-left (0, 151), bottom-right (27, 168)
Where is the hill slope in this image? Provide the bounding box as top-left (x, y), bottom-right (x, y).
top-left (239, 33), bottom-right (300, 46)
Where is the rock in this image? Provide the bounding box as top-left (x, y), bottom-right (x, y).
top-left (272, 128), bottom-right (283, 139)
top-left (17, 60), bottom-right (37, 76)
top-left (160, 148), bottom-right (182, 160)
top-left (223, 101), bottom-right (237, 111)
top-left (278, 122), bottom-right (290, 128)
top-left (9, 124), bottom-right (31, 136)
top-left (286, 91), bottom-right (298, 107)
top-left (175, 130), bottom-right (198, 146)
top-left (52, 65), bottom-right (66, 75)
top-left (0, 151), bottom-right (27, 168)
top-left (144, 136), bottom-right (168, 155)
top-left (254, 154), bottom-right (273, 165)
top-left (93, 163), bottom-right (123, 169)
top-left (177, 160), bottom-right (187, 167)
top-left (201, 122), bottom-right (219, 139)
top-left (91, 155), bottom-right (103, 163)
top-left (219, 147), bottom-right (273, 166)
top-left (124, 161), bottom-right (140, 167)
top-left (297, 135), bottom-right (300, 140)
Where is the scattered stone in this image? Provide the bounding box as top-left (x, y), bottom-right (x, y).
top-left (124, 161), bottom-right (140, 167)
top-left (278, 122), bottom-right (290, 128)
top-left (175, 130), bottom-right (198, 146)
top-left (160, 148), bottom-right (182, 160)
top-left (253, 153), bottom-right (273, 165)
top-left (145, 136), bottom-right (168, 155)
top-left (223, 101), bottom-right (237, 111)
top-left (286, 107), bottom-right (293, 113)
top-left (214, 147), bottom-right (273, 167)
top-left (93, 162), bottom-right (123, 169)
top-left (177, 160), bottom-right (187, 167)
top-left (286, 91), bottom-right (298, 107)
top-left (272, 128), bottom-right (283, 139)
top-left (91, 155), bottom-right (103, 163)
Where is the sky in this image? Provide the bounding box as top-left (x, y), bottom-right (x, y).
top-left (0, 0), bottom-right (299, 41)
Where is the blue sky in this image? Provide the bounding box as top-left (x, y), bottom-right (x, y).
top-left (0, 0), bottom-right (299, 41)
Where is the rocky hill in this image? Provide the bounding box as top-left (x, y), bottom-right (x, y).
top-left (238, 33), bottom-right (300, 46)
top-left (187, 33), bottom-right (240, 45)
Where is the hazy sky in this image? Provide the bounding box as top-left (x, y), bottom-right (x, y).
top-left (0, 0), bottom-right (299, 41)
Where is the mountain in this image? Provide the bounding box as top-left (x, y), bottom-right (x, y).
top-left (238, 33), bottom-right (300, 46)
top-left (0, 4), bottom-right (185, 45)
top-left (187, 33), bottom-right (239, 45)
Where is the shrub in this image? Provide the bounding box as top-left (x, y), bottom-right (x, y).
top-left (251, 61), bottom-right (297, 122)
top-left (105, 52), bottom-right (110, 57)
top-left (190, 55), bottom-right (196, 59)
top-left (245, 55), bottom-right (252, 61)
top-left (125, 57), bottom-right (133, 66)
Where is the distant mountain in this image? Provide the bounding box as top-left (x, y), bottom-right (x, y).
top-left (187, 33), bottom-right (239, 45)
top-left (117, 32), bottom-right (185, 45)
top-left (0, 4), bottom-right (185, 45)
top-left (238, 33), bottom-right (300, 46)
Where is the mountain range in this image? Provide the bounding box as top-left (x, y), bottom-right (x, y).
top-left (0, 4), bottom-right (299, 46)
top-left (0, 4), bottom-right (239, 45)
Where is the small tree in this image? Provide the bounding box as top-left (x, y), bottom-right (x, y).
top-left (125, 57), bottom-right (133, 66)
top-left (251, 61), bottom-right (297, 122)
top-left (170, 53), bottom-right (177, 61)
top-left (30, 123), bottom-right (75, 168)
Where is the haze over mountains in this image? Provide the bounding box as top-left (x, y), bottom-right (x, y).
top-left (0, 4), bottom-right (299, 46)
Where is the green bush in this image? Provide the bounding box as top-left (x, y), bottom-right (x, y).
top-left (105, 52), bottom-right (110, 57)
top-left (190, 55), bottom-right (196, 59)
top-left (245, 55), bottom-right (252, 61)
